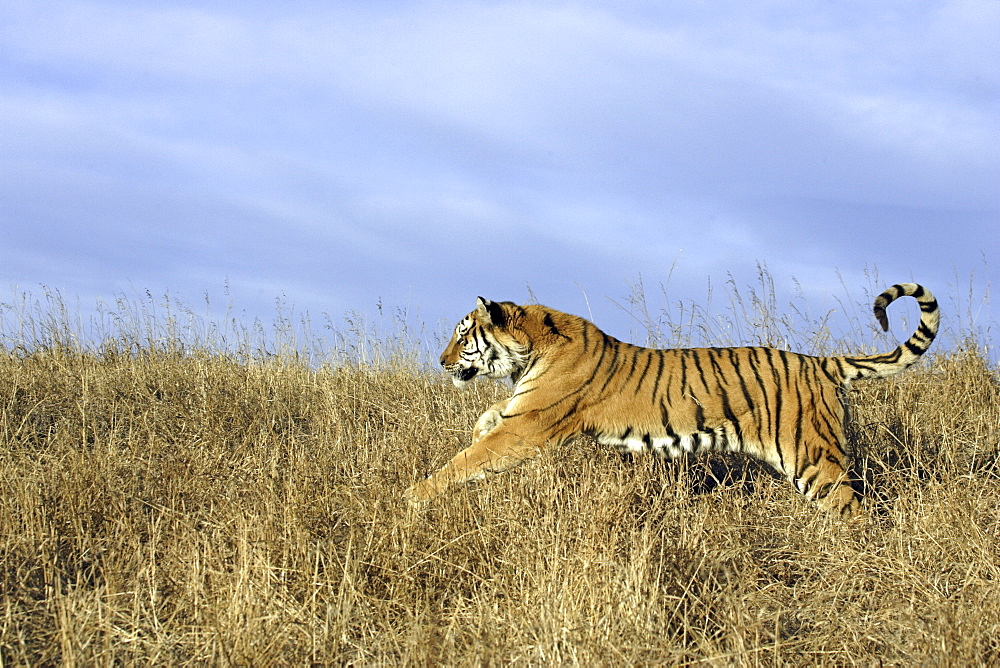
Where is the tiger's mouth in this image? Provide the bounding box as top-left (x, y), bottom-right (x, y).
top-left (447, 366), bottom-right (478, 388)
top-left (454, 367), bottom-right (478, 382)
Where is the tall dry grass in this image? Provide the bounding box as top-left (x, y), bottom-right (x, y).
top-left (1, 281), bottom-right (999, 665)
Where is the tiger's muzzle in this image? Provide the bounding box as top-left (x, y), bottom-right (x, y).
top-left (443, 363), bottom-right (478, 388)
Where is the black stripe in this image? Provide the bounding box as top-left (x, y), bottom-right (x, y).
top-left (806, 365), bottom-right (844, 454)
top-left (659, 400), bottom-right (674, 433)
top-left (653, 350), bottom-right (669, 388)
top-left (620, 346), bottom-right (642, 389)
top-left (745, 348), bottom-right (771, 440)
top-left (510, 385), bottom-right (537, 400)
top-left (678, 350), bottom-right (688, 397)
top-left (553, 398), bottom-right (583, 425)
top-left (662, 350), bottom-right (676, 402)
top-left (791, 363), bottom-right (807, 477)
top-left (718, 386), bottom-right (741, 447)
top-left (633, 351), bottom-right (654, 395)
top-left (693, 402), bottom-right (706, 432)
top-left (799, 467), bottom-right (820, 495)
top-left (597, 338), bottom-right (622, 394)
top-left (814, 481), bottom-right (835, 501)
top-left (691, 350), bottom-right (710, 392)
top-left (502, 338), bottom-right (609, 418)
top-left (819, 359), bottom-right (842, 385)
top-left (512, 355), bottom-right (538, 384)
top-left (578, 333), bottom-right (610, 390)
top-left (728, 348), bottom-right (756, 413)
top-left (543, 313), bottom-right (570, 339)
top-left (707, 348), bottom-right (725, 379)
top-left (765, 349), bottom-right (785, 473)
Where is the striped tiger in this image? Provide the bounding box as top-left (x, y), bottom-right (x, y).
top-left (404, 283), bottom-right (939, 518)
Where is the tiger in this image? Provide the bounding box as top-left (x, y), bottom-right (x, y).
top-left (404, 283), bottom-right (939, 518)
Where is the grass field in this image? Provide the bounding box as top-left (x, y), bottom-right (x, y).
top-left (1, 285), bottom-right (999, 665)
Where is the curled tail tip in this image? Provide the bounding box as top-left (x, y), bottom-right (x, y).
top-left (872, 284), bottom-right (906, 332)
top-left (849, 282), bottom-right (939, 381)
top-left (888, 284), bottom-right (939, 341)
top-left (873, 283), bottom-right (938, 330)
top-left (874, 307), bottom-right (890, 332)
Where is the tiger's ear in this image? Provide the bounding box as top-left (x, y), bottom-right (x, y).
top-left (476, 297), bottom-right (507, 327)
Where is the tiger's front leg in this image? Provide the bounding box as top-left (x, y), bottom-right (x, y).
top-left (404, 400), bottom-right (546, 506)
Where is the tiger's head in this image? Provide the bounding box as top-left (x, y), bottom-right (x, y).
top-left (440, 297), bottom-right (529, 388)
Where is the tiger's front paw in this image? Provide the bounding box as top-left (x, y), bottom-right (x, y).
top-left (403, 478), bottom-right (437, 508)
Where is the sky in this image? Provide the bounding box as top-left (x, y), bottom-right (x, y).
top-left (2, 1), bottom-right (998, 359)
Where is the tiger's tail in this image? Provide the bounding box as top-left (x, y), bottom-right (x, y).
top-left (842, 283), bottom-right (939, 381)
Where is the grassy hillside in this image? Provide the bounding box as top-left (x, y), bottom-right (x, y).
top-left (1, 290), bottom-right (999, 665)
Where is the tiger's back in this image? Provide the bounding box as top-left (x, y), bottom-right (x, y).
top-left (405, 283), bottom-right (939, 518)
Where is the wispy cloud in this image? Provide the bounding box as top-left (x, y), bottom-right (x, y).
top-left (1, 1), bottom-right (997, 347)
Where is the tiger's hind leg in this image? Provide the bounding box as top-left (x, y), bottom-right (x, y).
top-left (776, 382), bottom-right (864, 519)
top-left (795, 461), bottom-right (863, 519)
top-left (787, 434), bottom-right (863, 519)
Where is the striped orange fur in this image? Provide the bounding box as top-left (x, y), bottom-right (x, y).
top-left (405, 283), bottom-right (939, 518)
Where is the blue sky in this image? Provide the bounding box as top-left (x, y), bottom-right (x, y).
top-left (2, 1), bottom-right (998, 356)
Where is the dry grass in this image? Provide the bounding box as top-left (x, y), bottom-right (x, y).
top-left (1, 287), bottom-right (999, 665)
